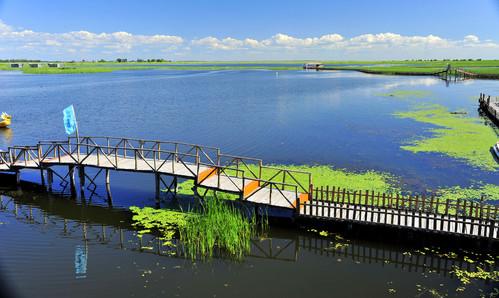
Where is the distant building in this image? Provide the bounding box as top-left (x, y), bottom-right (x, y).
top-left (10, 63), bottom-right (23, 68)
top-left (303, 62), bottom-right (324, 70)
top-left (29, 63), bottom-right (43, 68)
top-left (48, 63), bottom-right (63, 68)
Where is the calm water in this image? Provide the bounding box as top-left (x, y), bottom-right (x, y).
top-left (0, 70), bottom-right (498, 297)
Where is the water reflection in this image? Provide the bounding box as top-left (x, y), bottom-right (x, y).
top-left (74, 244), bottom-right (88, 279)
top-left (0, 128), bottom-right (12, 147)
top-left (1, 190), bottom-right (497, 298)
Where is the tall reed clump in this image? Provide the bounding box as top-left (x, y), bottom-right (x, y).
top-left (130, 194), bottom-right (268, 260)
top-left (179, 196), bottom-right (266, 260)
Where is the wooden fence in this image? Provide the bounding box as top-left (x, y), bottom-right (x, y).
top-left (298, 186), bottom-right (499, 239)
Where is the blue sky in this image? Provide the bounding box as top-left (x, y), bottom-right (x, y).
top-left (1, 0), bottom-right (499, 60)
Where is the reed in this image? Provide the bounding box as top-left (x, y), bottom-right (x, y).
top-left (179, 194), bottom-right (267, 260)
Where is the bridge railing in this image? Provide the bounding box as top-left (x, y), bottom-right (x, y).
top-left (8, 146), bottom-right (40, 167)
top-left (38, 140), bottom-right (202, 176)
top-left (218, 153), bottom-right (263, 179)
top-left (69, 136), bottom-right (220, 167)
top-left (306, 186), bottom-right (499, 220)
top-left (260, 166), bottom-right (311, 194)
top-left (0, 150), bottom-right (10, 168)
top-left (243, 179), bottom-right (298, 207)
top-left (196, 162), bottom-right (246, 192)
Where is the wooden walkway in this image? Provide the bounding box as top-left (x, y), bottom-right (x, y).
top-left (0, 136), bottom-right (310, 210)
top-left (0, 136), bottom-right (497, 241)
top-left (479, 93), bottom-right (499, 125)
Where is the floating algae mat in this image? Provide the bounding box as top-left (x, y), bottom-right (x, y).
top-left (436, 183), bottom-right (499, 201)
top-left (395, 104), bottom-right (498, 171)
top-left (173, 164), bottom-right (400, 195)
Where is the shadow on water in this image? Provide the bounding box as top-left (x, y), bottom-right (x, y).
top-left (0, 179), bottom-right (498, 298)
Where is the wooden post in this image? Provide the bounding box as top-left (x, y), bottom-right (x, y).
top-left (15, 171), bottom-right (21, 186)
top-left (105, 169), bottom-right (112, 205)
top-left (78, 166), bottom-right (85, 190)
top-left (47, 168), bottom-right (54, 192)
top-left (155, 173), bottom-right (160, 204)
top-left (69, 165), bottom-right (76, 196)
top-left (40, 168), bottom-right (45, 187)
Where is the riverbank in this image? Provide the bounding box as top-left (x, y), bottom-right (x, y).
top-left (2, 60), bottom-right (499, 77)
top-left (320, 60), bottom-right (499, 79)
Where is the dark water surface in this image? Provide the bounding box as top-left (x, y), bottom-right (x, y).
top-left (0, 190), bottom-right (497, 298)
top-left (1, 70), bottom-right (498, 297)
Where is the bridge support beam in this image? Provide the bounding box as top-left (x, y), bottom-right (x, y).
top-left (47, 169), bottom-right (53, 192)
top-left (68, 165), bottom-right (76, 196)
top-left (78, 166), bottom-right (85, 196)
top-left (155, 173), bottom-right (160, 204)
top-left (105, 169), bottom-right (113, 206)
top-left (15, 171), bottom-right (21, 187)
top-left (40, 168), bottom-right (45, 187)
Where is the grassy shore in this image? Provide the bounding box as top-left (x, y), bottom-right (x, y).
top-left (322, 60), bottom-right (499, 78)
top-left (2, 60), bottom-right (499, 77)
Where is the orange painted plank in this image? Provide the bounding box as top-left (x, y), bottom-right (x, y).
top-left (197, 167), bottom-right (217, 184)
top-left (292, 192), bottom-right (310, 208)
top-left (243, 180), bottom-right (260, 198)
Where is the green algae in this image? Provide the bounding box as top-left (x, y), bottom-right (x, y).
top-left (278, 165), bottom-right (399, 193)
top-left (171, 164), bottom-right (400, 195)
top-left (129, 206), bottom-right (189, 246)
top-left (377, 89), bottom-right (432, 99)
top-left (395, 104), bottom-right (498, 171)
top-left (436, 184), bottom-right (499, 201)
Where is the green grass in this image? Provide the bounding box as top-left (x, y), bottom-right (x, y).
top-left (394, 104), bottom-right (498, 171)
top-left (0, 61), bottom-right (300, 74)
top-left (323, 60), bottom-right (499, 77)
top-left (2, 60), bottom-right (499, 76)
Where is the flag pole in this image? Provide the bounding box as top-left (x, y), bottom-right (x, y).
top-left (73, 105), bottom-right (80, 161)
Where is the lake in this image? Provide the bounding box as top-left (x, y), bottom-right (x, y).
top-left (0, 69), bottom-right (498, 297)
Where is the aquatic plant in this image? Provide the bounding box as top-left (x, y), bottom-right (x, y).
top-left (180, 195), bottom-right (264, 260)
top-left (451, 266), bottom-right (499, 285)
top-left (130, 194), bottom-right (266, 260)
top-left (129, 206), bottom-right (189, 246)
top-left (395, 104), bottom-right (498, 171)
top-left (436, 184), bottom-right (499, 201)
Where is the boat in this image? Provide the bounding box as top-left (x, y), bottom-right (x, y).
top-left (493, 142), bottom-right (499, 159)
top-left (0, 112), bottom-right (11, 128)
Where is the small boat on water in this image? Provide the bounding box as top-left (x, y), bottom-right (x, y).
top-left (493, 142), bottom-right (499, 159)
top-left (0, 112), bottom-right (11, 128)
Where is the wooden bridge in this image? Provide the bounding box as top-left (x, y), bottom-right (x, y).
top-left (479, 93), bottom-right (499, 125)
top-left (0, 136), bottom-right (498, 241)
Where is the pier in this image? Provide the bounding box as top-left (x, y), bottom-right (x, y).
top-left (479, 93), bottom-right (499, 125)
top-left (1, 136), bottom-right (498, 241)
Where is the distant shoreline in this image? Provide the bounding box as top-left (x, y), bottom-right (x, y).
top-left (1, 60), bottom-right (499, 79)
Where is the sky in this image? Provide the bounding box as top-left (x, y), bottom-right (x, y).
top-left (1, 0), bottom-right (499, 61)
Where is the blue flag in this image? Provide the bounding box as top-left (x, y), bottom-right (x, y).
top-left (63, 105), bottom-right (77, 135)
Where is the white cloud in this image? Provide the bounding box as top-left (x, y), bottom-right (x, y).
top-left (0, 20), bottom-right (12, 32)
top-left (463, 34), bottom-right (479, 43)
top-left (0, 18), bottom-right (498, 60)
